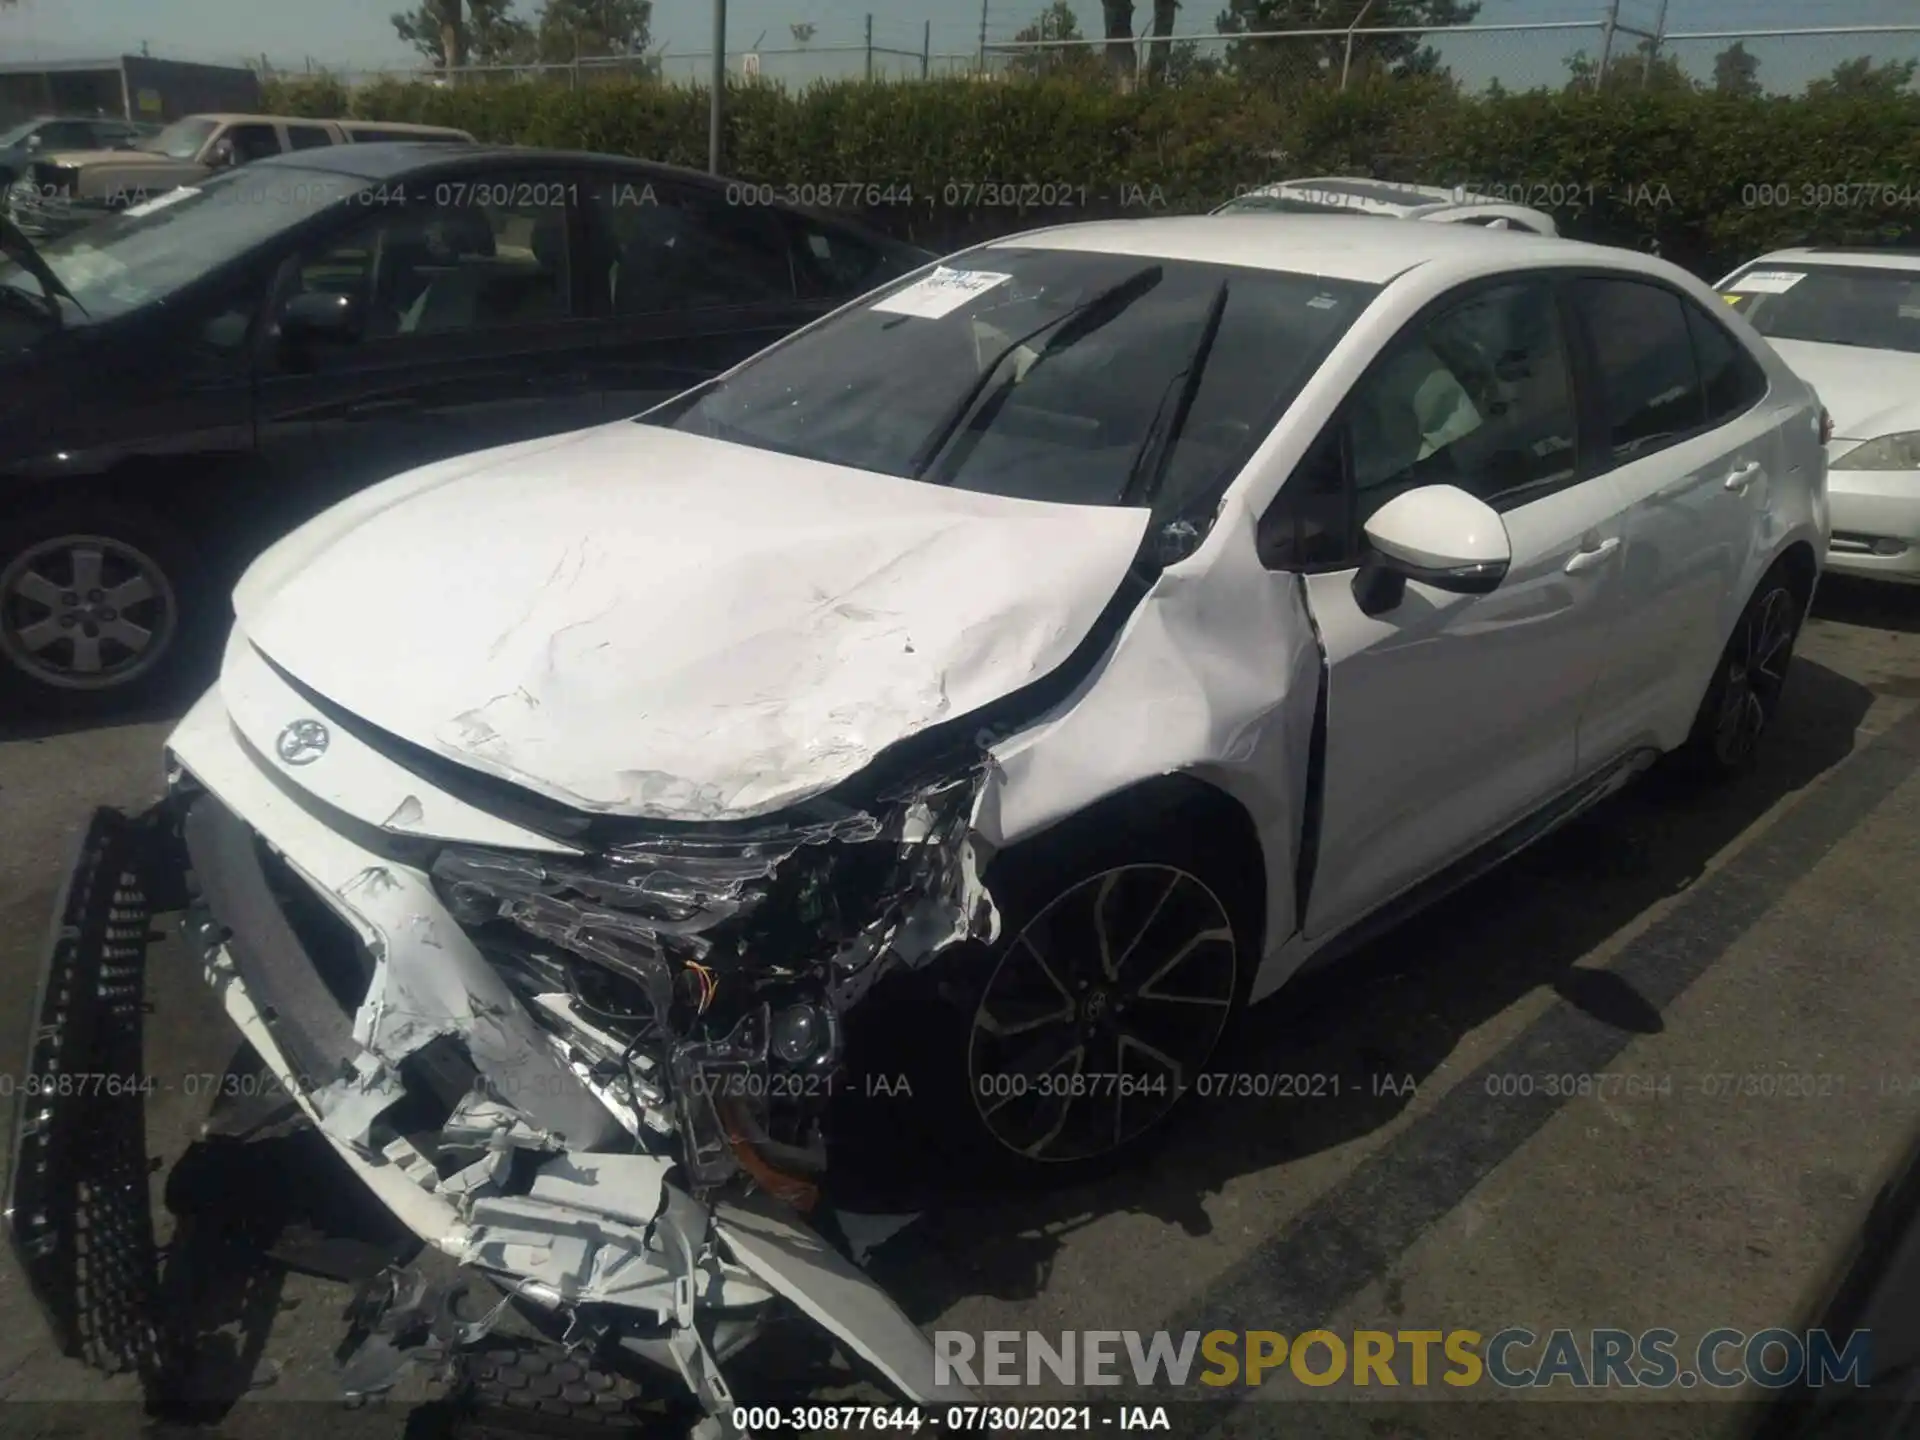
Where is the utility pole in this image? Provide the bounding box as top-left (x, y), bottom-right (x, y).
top-left (1642, 0), bottom-right (1670, 88)
top-left (865, 13), bottom-right (874, 80)
top-left (922, 19), bottom-right (931, 78)
top-left (1596, 0), bottom-right (1620, 88)
top-left (709, 0), bottom-right (726, 174)
top-left (977, 0), bottom-right (988, 73)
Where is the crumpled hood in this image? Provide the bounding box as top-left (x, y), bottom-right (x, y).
top-left (236, 423), bottom-right (1151, 823)
top-left (1769, 339), bottom-right (1920, 443)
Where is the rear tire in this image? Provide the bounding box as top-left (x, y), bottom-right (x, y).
top-left (1679, 564), bottom-right (1805, 779)
top-left (0, 498), bottom-right (209, 720)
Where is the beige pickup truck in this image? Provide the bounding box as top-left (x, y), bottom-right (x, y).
top-left (6, 113), bottom-right (474, 237)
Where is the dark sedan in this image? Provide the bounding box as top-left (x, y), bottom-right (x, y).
top-left (0, 143), bottom-right (933, 714)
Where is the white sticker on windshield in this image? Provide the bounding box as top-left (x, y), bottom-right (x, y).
top-left (1727, 269), bottom-right (1805, 294)
top-left (120, 186), bottom-right (199, 218)
top-left (1307, 294), bottom-right (1341, 309)
top-left (871, 265), bottom-right (1013, 319)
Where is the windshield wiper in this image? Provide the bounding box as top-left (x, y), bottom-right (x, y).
top-left (908, 263), bottom-right (1164, 481)
top-left (1119, 279), bottom-right (1230, 510)
top-left (0, 212), bottom-right (82, 322)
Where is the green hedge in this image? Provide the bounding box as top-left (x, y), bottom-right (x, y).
top-left (265, 74), bottom-right (1920, 277)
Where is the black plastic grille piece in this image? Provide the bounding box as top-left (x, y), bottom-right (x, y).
top-left (5, 805), bottom-right (176, 1391)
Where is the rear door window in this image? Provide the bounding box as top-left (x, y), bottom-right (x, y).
top-left (1572, 278), bottom-right (1706, 461)
top-left (223, 123), bottom-right (283, 164)
top-left (594, 180), bottom-right (795, 313)
top-left (285, 124), bottom-right (335, 151)
top-left (787, 217), bottom-right (891, 299)
top-left (1684, 302), bottom-right (1768, 423)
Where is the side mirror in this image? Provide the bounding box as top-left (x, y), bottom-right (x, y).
top-left (1353, 484), bottom-right (1510, 615)
top-left (204, 137), bottom-right (236, 169)
top-left (279, 289), bottom-right (364, 347)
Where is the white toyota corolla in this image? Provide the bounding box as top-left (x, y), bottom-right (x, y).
top-left (10, 216), bottom-right (1829, 1423)
top-left (1717, 246), bottom-right (1920, 583)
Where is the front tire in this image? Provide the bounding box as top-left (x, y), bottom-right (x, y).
top-left (855, 797), bottom-right (1260, 1188)
top-left (1681, 565), bottom-right (1805, 777)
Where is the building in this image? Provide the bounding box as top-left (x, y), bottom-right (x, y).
top-left (0, 56), bottom-right (261, 127)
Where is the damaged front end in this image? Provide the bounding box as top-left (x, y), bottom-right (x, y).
top-left (5, 734), bottom-right (995, 1435)
top-left (426, 768), bottom-right (998, 1209)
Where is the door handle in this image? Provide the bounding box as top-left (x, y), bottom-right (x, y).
top-left (346, 398), bottom-right (418, 418)
top-left (1723, 460), bottom-right (1762, 492)
top-left (1564, 536), bottom-right (1621, 574)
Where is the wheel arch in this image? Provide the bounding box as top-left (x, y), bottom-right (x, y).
top-left (1772, 537), bottom-right (1820, 612)
top-left (981, 771), bottom-right (1271, 965)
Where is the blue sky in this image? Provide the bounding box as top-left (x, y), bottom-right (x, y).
top-left (1, 0), bottom-right (1913, 91)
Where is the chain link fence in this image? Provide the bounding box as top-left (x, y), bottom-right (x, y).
top-left (321, 12), bottom-right (1920, 97)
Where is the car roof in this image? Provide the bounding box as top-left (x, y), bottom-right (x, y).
top-left (1737, 247), bottom-right (1920, 274)
top-left (239, 144), bottom-right (920, 248)
top-left (984, 214), bottom-right (1645, 285)
top-left (246, 141), bottom-right (736, 185)
top-left (1243, 176), bottom-right (1462, 209)
top-left (172, 113), bottom-right (308, 126)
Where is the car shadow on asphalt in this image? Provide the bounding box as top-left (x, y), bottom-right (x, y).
top-left (1812, 575), bottom-right (1920, 639)
top-left (0, 669), bottom-right (205, 745)
top-left (145, 1050), bottom-right (420, 1421)
top-left (840, 656), bottom-right (1877, 1322)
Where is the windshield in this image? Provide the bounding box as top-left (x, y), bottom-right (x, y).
top-left (0, 120), bottom-right (43, 149)
top-left (1720, 263), bottom-right (1920, 354)
top-left (0, 165), bottom-right (372, 324)
top-left (138, 117), bottom-right (218, 159)
top-left (647, 248), bottom-right (1376, 517)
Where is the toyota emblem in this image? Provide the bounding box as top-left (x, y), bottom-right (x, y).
top-left (276, 719), bottom-right (331, 766)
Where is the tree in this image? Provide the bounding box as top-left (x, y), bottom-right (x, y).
top-left (1159, 38), bottom-right (1224, 83)
top-left (1213, 0), bottom-right (1480, 90)
top-left (789, 22), bottom-right (816, 46)
top-left (1712, 41), bottom-right (1760, 97)
top-left (535, 0), bottom-right (652, 62)
top-left (392, 0), bottom-right (534, 69)
top-left (1098, 1), bottom-right (1137, 80)
top-left (1804, 56), bottom-right (1918, 99)
top-left (1009, 2), bottom-right (1106, 79)
top-left (1563, 38), bottom-right (1693, 94)
top-left (1142, 0), bottom-right (1181, 81)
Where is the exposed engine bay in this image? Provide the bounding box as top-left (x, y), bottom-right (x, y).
top-left (421, 765), bottom-right (997, 1210)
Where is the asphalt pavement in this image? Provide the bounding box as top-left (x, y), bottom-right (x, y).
top-left (2, 576), bottom-right (1918, 1440)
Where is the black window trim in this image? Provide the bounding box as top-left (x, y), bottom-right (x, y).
top-left (1562, 267), bottom-right (1773, 477)
top-left (1256, 266), bottom-right (1595, 576)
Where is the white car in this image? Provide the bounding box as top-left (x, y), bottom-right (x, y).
top-left (10, 216), bottom-right (1828, 1425)
top-left (1216, 176), bottom-right (1559, 235)
top-left (1717, 247), bottom-right (1920, 583)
